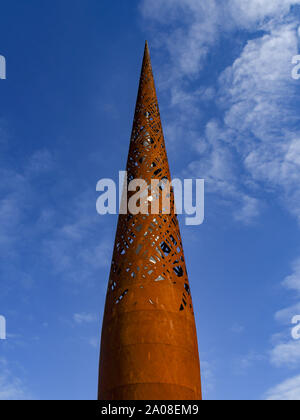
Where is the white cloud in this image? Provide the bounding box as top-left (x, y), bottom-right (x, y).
top-left (25, 149), bottom-right (55, 176)
top-left (0, 168), bottom-right (32, 253)
top-left (140, 0), bottom-right (300, 80)
top-left (200, 360), bottom-right (215, 393)
top-left (276, 302), bottom-right (300, 324)
top-left (218, 23), bottom-right (300, 219)
top-left (79, 242), bottom-right (111, 270)
top-left (88, 336), bottom-right (99, 348)
top-left (282, 258), bottom-right (300, 292)
top-left (187, 122), bottom-right (261, 224)
top-left (229, 0), bottom-right (300, 27)
top-left (270, 339), bottom-right (300, 367)
top-left (270, 258), bottom-right (300, 371)
top-left (73, 313), bottom-right (97, 325)
top-left (140, 0), bottom-right (222, 78)
top-left (0, 148), bottom-right (55, 254)
top-left (43, 189), bottom-right (111, 284)
top-left (234, 195), bottom-right (261, 224)
top-left (214, 21), bottom-right (300, 220)
top-left (0, 146), bottom-right (111, 293)
top-left (265, 374), bottom-right (300, 400)
top-left (141, 1), bottom-right (300, 224)
top-left (0, 359), bottom-right (32, 400)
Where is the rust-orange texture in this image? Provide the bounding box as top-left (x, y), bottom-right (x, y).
top-left (98, 42), bottom-right (202, 401)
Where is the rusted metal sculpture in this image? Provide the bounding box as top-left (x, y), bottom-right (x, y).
top-left (98, 42), bottom-right (202, 401)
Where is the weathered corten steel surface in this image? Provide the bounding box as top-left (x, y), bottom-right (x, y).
top-left (98, 42), bottom-right (202, 401)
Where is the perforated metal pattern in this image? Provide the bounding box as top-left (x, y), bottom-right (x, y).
top-left (98, 42), bottom-right (202, 401)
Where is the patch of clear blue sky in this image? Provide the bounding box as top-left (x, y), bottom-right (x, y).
top-left (0, 0), bottom-right (299, 400)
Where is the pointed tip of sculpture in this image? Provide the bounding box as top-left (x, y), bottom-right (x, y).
top-left (144, 40), bottom-right (150, 55)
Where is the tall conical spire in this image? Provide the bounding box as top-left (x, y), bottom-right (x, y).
top-left (98, 42), bottom-right (202, 400)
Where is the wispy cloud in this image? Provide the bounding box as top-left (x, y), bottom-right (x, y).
top-left (0, 144), bottom-right (111, 288)
top-left (25, 149), bottom-right (55, 176)
top-left (140, 0), bottom-right (300, 80)
top-left (219, 22), bottom-right (300, 220)
top-left (42, 189), bottom-right (111, 284)
top-left (270, 340), bottom-right (300, 368)
top-left (282, 258), bottom-right (300, 292)
top-left (0, 359), bottom-right (32, 400)
top-left (73, 313), bottom-right (97, 325)
top-left (270, 258), bottom-right (300, 370)
top-left (276, 302), bottom-right (300, 324)
top-left (200, 360), bottom-right (215, 394)
top-left (140, 0), bottom-right (222, 79)
top-left (141, 0), bottom-right (300, 225)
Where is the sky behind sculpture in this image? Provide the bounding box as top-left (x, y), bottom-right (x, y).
top-left (0, 0), bottom-right (300, 400)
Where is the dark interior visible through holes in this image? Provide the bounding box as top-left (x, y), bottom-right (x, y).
top-left (115, 289), bottom-right (129, 305)
top-left (169, 235), bottom-right (177, 246)
top-left (173, 266), bottom-right (184, 277)
top-left (184, 283), bottom-right (190, 295)
top-left (160, 241), bottom-right (171, 255)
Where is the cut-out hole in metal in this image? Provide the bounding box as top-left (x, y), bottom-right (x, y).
top-left (160, 242), bottom-right (171, 255)
top-left (115, 290), bottom-right (129, 305)
top-left (184, 283), bottom-right (190, 295)
top-left (173, 266), bottom-right (184, 277)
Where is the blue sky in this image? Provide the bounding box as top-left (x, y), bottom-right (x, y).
top-left (0, 0), bottom-right (300, 400)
